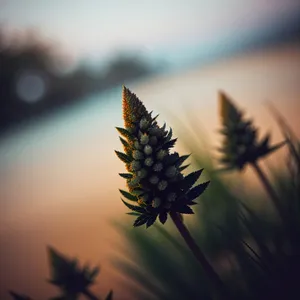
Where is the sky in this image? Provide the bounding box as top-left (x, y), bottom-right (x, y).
top-left (1, 0), bottom-right (300, 65)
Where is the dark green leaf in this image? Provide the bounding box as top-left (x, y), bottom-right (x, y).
top-left (146, 215), bottom-right (157, 228)
top-left (119, 137), bottom-right (130, 149)
top-left (186, 181), bottom-right (210, 201)
top-left (119, 189), bottom-right (138, 201)
top-left (119, 173), bottom-right (133, 179)
top-left (115, 151), bottom-right (132, 164)
top-left (121, 199), bottom-right (147, 213)
top-left (116, 127), bottom-right (134, 140)
top-left (133, 214), bottom-right (150, 227)
top-left (127, 212), bottom-right (142, 216)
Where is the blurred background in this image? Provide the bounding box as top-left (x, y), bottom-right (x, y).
top-left (0, 0), bottom-right (300, 299)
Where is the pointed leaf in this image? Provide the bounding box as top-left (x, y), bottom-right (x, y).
top-left (133, 214), bottom-right (150, 227)
top-left (119, 189), bottom-right (138, 201)
top-left (186, 181), bottom-right (210, 201)
top-left (259, 133), bottom-right (270, 149)
top-left (159, 211), bottom-right (168, 224)
top-left (188, 201), bottom-right (198, 205)
top-left (121, 199), bottom-right (146, 213)
top-left (146, 215), bottom-right (157, 228)
top-left (162, 138), bottom-right (177, 149)
top-left (179, 164), bottom-right (190, 172)
top-left (119, 137), bottom-right (130, 149)
top-left (119, 173), bottom-right (133, 179)
top-left (127, 212), bottom-right (142, 216)
top-left (115, 151), bottom-right (132, 164)
top-left (261, 140), bottom-right (286, 157)
top-left (166, 127), bottom-right (173, 141)
top-left (116, 127), bottom-right (134, 140)
top-left (181, 169), bottom-right (203, 190)
top-left (177, 205), bottom-right (194, 214)
top-left (175, 154), bottom-right (190, 167)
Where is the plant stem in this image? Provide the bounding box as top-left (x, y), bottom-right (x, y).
top-left (251, 162), bottom-right (284, 221)
top-left (83, 289), bottom-right (99, 300)
top-left (169, 211), bottom-right (231, 300)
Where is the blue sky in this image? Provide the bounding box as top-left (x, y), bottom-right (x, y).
top-left (0, 0), bottom-right (299, 66)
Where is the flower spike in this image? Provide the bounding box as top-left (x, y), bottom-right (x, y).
top-left (115, 86), bottom-right (209, 228)
top-left (218, 91), bottom-right (285, 171)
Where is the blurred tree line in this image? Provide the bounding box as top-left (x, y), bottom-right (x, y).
top-left (0, 27), bottom-right (153, 133)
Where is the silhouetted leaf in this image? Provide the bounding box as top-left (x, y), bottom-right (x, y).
top-left (181, 169), bottom-right (203, 191)
top-left (186, 181), bottom-right (210, 201)
top-left (162, 138), bottom-right (177, 149)
top-left (175, 154), bottom-right (190, 167)
top-left (146, 215), bottom-right (157, 228)
top-left (179, 164), bottom-right (190, 172)
top-left (177, 205), bottom-right (194, 214)
top-left (133, 214), bottom-right (150, 227)
top-left (159, 211), bottom-right (168, 224)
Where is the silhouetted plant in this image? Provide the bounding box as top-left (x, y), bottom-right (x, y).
top-left (218, 91), bottom-right (286, 217)
top-left (9, 247), bottom-right (113, 300)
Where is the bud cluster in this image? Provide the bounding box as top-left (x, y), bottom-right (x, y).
top-left (115, 86), bottom-right (209, 228)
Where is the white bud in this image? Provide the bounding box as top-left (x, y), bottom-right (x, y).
top-left (152, 197), bottom-right (161, 208)
top-left (140, 134), bottom-right (149, 145)
top-left (137, 168), bottom-right (147, 179)
top-left (134, 141), bottom-right (142, 150)
top-left (149, 175), bottom-right (159, 185)
top-left (158, 180), bottom-right (168, 191)
top-left (132, 150), bottom-right (144, 160)
top-left (144, 145), bottom-right (153, 155)
top-left (144, 157), bottom-right (154, 167)
top-left (156, 149), bottom-right (167, 160)
top-left (131, 160), bottom-right (141, 171)
top-left (153, 162), bottom-right (163, 172)
top-left (139, 118), bottom-right (149, 130)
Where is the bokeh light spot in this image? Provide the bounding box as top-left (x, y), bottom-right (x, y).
top-left (16, 71), bottom-right (46, 103)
